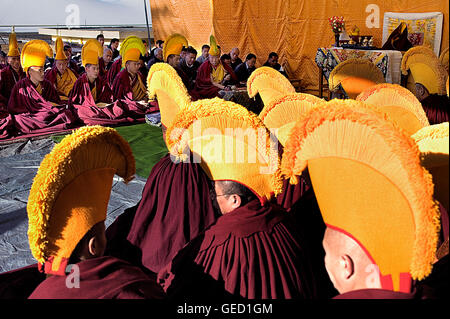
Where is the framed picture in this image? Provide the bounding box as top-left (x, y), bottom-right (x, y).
top-left (382, 12), bottom-right (444, 56)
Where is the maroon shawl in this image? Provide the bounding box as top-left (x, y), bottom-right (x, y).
top-left (0, 264), bottom-right (46, 299)
top-left (98, 56), bottom-right (108, 81)
top-left (28, 256), bottom-right (166, 299)
top-left (159, 199), bottom-right (318, 299)
top-left (0, 65), bottom-right (25, 108)
top-left (107, 57), bottom-right (122, 86)
top-left (190, 60), bottom-right (238, 101)
top-left (334, 288), bottom-right (417, 299)
top-left (68, 73), bottom-right (147, 125)
top-left (111, 68), bottom-right (146, 101)
top-left (106, 154), bottom-right (218, 274)
top-left (44, 65), bottom-right (79, 92)
top-left (7, 77), bottom-right (79, 135)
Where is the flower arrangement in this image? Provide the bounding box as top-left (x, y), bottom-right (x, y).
top-left (329, 16), bottom-right (345, 34)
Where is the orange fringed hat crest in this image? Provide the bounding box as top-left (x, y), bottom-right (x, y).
top-left (27, 126), bottom-right (135, 275)
top-left (163, 33), bottom-right (188, 62)
top-left (259, 93), bottom-right (323, 146)
top-left (281, 100), bottom-right (440, 293)
top-left (20, 40), bottom-right (53, 73)
top-left (329, 58), bottom-right (385, 99)
top-left (166, 98), bottom-right (283, 203)
top-left (81, 39), bottom-right (103, 67)
top-left (147, 63), bottom-right (191, 134)
top-left (412, 122), bottom-right (449, 212)
top-left (356, 83), bottom-right (429, 135)
top-left (247, 66), bottom-right (295, 106)
top-left (120, 36), bottom-right (146, 68)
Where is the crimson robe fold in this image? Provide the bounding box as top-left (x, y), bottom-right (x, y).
top-left (158, 199), bottom-right (319, 299)
top-left (7, 77), bottom-right (79, 135)
top-left (0, 112), bottom-right (15, 139)
top-left (28, 256), bottom-right (166, 299)
top-left (333, 288), bottom-right (418, 299)
top-left (68, 73), bottom-right (142, 125)
top-left (190, 60), bottom-right (238, 100)
top-left (107, 58), bottom-right (122, 86)
top-left (106, 154), bottom-right (219, 274)
top-left (0, 65), bottom-right (25, 107)
top-left (0, 264), bottom-right (45, 299)
top-left (112, 69), bottom-right (146, 101)
top-left (98, 56), bottom-right (108, 81)
top-left (420, 94), bottom-right (450, 125)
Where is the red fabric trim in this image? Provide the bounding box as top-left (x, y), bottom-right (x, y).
top-left (399, 272), bottom-right (412, 293)
top-left (380, 274), bottom-right (394, 291)
top-left (43, 256), bottom-right (69, 276)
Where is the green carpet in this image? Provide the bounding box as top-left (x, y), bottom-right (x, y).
top-left (51, 124), bottom-right (168, 178)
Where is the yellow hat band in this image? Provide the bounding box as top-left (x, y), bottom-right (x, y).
top-left (123, 47), bottom-right (141, 64)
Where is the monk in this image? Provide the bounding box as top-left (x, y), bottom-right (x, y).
top-left (8, 40), bottom-right (79, 135)
top-left (98, 47), bottom-right (112, 81)
top-left (190, 36), bottom-right (237, 100)
top-left (280, 101), bottom-right (442, 299)
top-left (64, 44), bottom-right (81, 75)
top-left (69, 40), bottom-right (146, 125)
top-left (27, 126), bottom-right (166, 299)
top-left (112, 59), bottom-right (147, 102)
top-left (44, 37), bottom-right (78, 101)
top-left (157, 100), bottom-right (319, 299)
top-left (0, 32), bottom-right (25, 108)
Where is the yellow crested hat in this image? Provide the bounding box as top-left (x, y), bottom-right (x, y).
top-left (27, 126), bottom-right (135, 275)
top-left (163, 33), bottom-right (188, 62)
top-left (281, 100), bottom-right (440, 292)
top-left (54, 37), bottom-right (68, 61)
top-left (120, 36), bottom-right (145, 68)
top-left (208, 34), bottom-right (220, 57)
top-left (439, 47), bottom-right (449, 74)
top-left (412, 122), bottom-right (449, 212)
top-left (20, 40), bottom-right (53, 73)
top-left (401, 46), bottom-right (447, 95)
top-left (247, 66), bottom-right (296, 106)
top-left (329, 58), bottom-right (385, 99)
top-left (147, 63), bottom-right (191, 135)
top-left (8, 31), bottom-right (20, 57)
top-left (356, 83), bottom-right (429, 135)
top-left (81, 39), bottom-right (103, 67)
top-left (167, 98), bottom-right (283, 203)
top-left (259, 93), bottom-right (323, 146)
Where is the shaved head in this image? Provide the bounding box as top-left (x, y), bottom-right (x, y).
top-left (322, 227), bottom-right (381, 294)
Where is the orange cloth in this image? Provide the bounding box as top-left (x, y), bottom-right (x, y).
top-left (131, 75), bottom-right (147, 101)
top-left (56, 68), bottom-right (78, 100)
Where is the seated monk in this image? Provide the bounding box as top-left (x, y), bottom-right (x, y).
top-left (7, 40), bottom-right (79, 135)
top-left (401, 46), bottom-right (449, 124)
top-left (111, 37), bottom-right (148, 102)
top-left (63, 44), bottom-right (81, 75)
top-left (44, 37), bottom-right (78, 101)
top-left (0, 31), bottom-right (25, 108)
top-left (158, 99), bottom-right (319, 299)
top-left (99, 47), bottom-right (112, 81)
top-left (163, 34), bottom-right (190, 91)
top-left (27, 126), bottom-right (166, 299)
top-left (69, 39), bottom-right (145, 125)
top-left (190, 36), bottom-right (237, 100)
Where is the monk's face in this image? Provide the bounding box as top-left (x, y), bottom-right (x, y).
top-left (103, 49), bottom-right (112, 64)
top-left (55, 59), bottom-right (68, 75)
top-left (168, 55), bottom-right (180, 68)
top-left (28, 66), bottom-right (45, 83)
top-left (7, 56), bottom-right (21, 71)
top-left (85, 64), bottom-right (99, 81)
top-left (211, 181), bottom-right (242, 215)
top-left (222, 58), bottom-right (231, 67)
top-left (202, 47), bottom-right (210, 58)
top-left (268, 55), bottom-right (278, 67)
top-left (126, 60), bottom-right (140, 75)
top-left (185, 53), bottom-right (196, 66)
top-left (209, 55), bottom-right (220, 68)
top-left (155, 49), bottom-right (163, 61)
top-left (230, 48), bottom-right (240, 61)
top-left (98, 37), bottom-right (105, 47)
top-left (246, 57), bottom-right (256, 69)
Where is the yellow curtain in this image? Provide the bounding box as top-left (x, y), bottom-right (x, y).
top-left (150, 0), bottom-right (449, 94)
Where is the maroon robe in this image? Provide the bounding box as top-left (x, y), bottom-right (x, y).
top-left (7, 77), bottom-right (79, 135)
top-left (98, 56), bottom-right (108, 81)
top-left (421, 94), bottom-right (449, 125)
top-left (158, 199), bottom-right (318, 299)
top-left (0, 65), bottom-right (25, 108)
top-left (106, 154), bottom-right (219, 274)
top-left (111, 68), bottom-right (146, 101)
top-left (0, 264), bottom-right (46, 299)
top-left (0, 112), bottom-right (15, 139)
top-left (190, 60), bottom-right (238, 101)
top-left (44, 64), bottom-right (79, 93)
top-left (107, 57), bottom-right (122, 86)
top-left (68, 73), bottom-right (140, 125)
top-left (333, 288), bottom-right (417, 299)
top-left (28, 256), bottom-right (165, 299)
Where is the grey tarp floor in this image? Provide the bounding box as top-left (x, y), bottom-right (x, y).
top-left (0, 138), bottom-right (146, 273)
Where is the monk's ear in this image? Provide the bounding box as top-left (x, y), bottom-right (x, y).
top-left (340, 254), bottom-right (355, 280)
top-left (229, 194), bottom-right (242, 209)
top-left (87, 236), bottom-right (98, 257)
